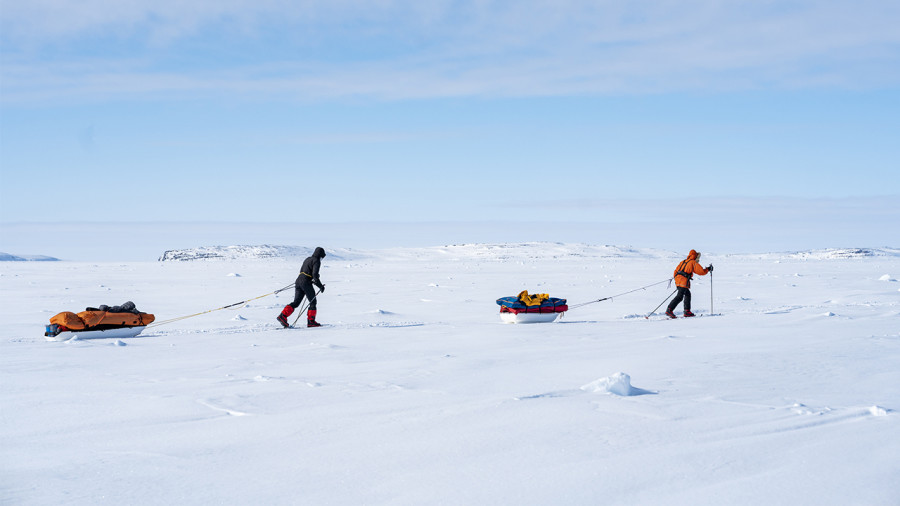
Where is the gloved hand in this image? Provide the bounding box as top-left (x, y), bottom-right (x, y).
top-left (707, 264), bottom-right (714, 272)
top-left (318, 284), bottom-right (326, 293)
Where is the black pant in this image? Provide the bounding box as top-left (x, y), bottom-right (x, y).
top-left (289, 278), bottom-right (317, 311)
top-left (668, 287), bottom-right (691, 312)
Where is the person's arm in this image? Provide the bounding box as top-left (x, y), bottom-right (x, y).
top-left (693, 261), bottom-right (710, 276)
top-left (313, 260), bottom-right (325, 291)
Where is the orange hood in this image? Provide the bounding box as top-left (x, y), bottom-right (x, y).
top-left (687, 249), bottom-right (701, 260)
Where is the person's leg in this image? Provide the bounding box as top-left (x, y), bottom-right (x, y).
top-left (290, 285), bottom-right (305, 307)
top-left (667, 288), bottom-right (686, 315)
top-left (683, 289), bottom-right (692, 313)
top-left (300, 282), bottom-right (317, 311)
top-left (299, 281), bottom-right (320, 325)
top-left (277, 285), bottom-right (305, 327)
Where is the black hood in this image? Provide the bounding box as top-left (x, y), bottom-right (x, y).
top-left (313, 247), bottom-right (326, 258)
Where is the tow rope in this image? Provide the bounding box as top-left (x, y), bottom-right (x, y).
top-left (567, 279), bottom-right (672, 310)
top-left (146, 278), bottom-right (674, 329)
top-left (146, 283), bottom-right (295, 328)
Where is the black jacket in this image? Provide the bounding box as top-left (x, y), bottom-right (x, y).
top-left (297, 247), bottom-right (326, 289)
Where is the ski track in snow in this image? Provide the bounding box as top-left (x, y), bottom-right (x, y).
top-left (144, 320), bottom-right (428, 337)
top-left (698, 400), bottom-right (894, 445)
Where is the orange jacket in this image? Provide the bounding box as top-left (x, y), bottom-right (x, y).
top-left (673, 250), bottom-right (709, 288)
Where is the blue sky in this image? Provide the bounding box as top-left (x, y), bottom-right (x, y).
top-left (1, 0), bottom-right (899, 224)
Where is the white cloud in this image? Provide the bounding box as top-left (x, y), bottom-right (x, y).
top-left (2, 0), bottom-right (899, 103)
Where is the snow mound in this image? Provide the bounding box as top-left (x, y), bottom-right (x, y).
top-left (580, 373), bottom-right (650, 396)
top-left (879, 274), bottom-right (896, 282)
top-left (869, 406), bottom-right (890, 416)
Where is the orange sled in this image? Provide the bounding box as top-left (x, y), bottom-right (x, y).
top-left (46, 301), bottom-right (154, 340)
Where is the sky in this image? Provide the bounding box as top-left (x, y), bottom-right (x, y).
top-left (1, 1), bottom-right (899, 229)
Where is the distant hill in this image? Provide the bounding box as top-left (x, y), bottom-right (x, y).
top-left (157, 243), bottom-right (677, 262)
top-left (157, 243), bottom-right (900, 262)
top-left (727, 247), bottom-right (900, 261)
top-left (0, 252), bottom-right (59, 261)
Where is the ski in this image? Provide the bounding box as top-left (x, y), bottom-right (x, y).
top-left (645, 313), bottom-right (708, 320)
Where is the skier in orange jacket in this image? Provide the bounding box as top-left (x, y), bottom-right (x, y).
top-left (666, 249), bottom-right (713, 318)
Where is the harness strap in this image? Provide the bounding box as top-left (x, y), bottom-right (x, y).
top-left (675, 259), bottom-right (693, 280)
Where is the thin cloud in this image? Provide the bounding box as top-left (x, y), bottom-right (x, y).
top-left (2, 1), bottom-right (899, 104)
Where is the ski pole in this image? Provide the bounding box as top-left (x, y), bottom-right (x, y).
top-left (644, 290), bottom-right (676, 319)
top-left (710, 271), bottom-right (714, 316)
top-left (274, 283), bottom-right (295, 294)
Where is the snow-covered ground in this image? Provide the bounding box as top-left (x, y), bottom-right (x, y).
top-left (2, 243), bottom-right (899, 505)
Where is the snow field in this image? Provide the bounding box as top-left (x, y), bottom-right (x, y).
top-left (1, 247), bottom-right (899, 505)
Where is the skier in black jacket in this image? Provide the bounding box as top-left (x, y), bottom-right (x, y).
top-left (277, 247), bottom-right (326, 327)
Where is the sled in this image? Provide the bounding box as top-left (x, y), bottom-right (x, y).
top-left (45, 325), bottom-right (148, 341)
top-left (496, 292), bottom-right (567, 324)
top-left (45, 301), bottom-right (154, 341)
top-left (499, 311), bottom-right (561, 324)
